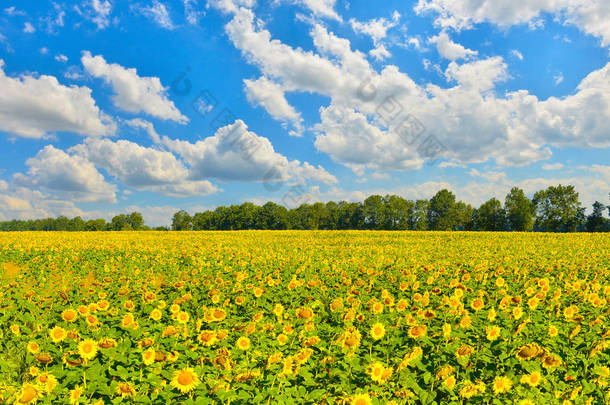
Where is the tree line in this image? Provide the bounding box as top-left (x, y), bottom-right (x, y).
top-left (171, 185), bottom-right (609, 232)
top-left (1, 185), bottom-right (608, 233)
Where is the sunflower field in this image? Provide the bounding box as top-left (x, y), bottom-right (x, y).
top-left (0, 231), bottom-right (609, 404)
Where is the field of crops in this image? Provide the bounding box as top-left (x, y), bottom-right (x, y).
top-left (0, 231), bottom-right (609, 404)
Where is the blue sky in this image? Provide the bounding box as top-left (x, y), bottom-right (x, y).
top-left (0, 0), bottom-right (608, 225)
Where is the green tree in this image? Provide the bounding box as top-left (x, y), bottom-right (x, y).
top-left (410, 200), bottom-right (429, 230)
top-left (383, 195), bottom-right (414, 230)
top-left (505, 187), bottom-right (534, 231)
top-left (473, 198), bottom-right (507, 231)
top-left (363, 195), bottom-right (385, 230)
top-left (127, 212), bottom-right (144, 230)
top-left (533, 185), bottom-right (583, 232)
top-left (586, 201), bottom-right (608, 232)
top-left (172, 210), bottom-right (192, 231)
top-left (452, 201), bottom-right (475, 231)
top-left (428, 189), bottom-right (457, 230)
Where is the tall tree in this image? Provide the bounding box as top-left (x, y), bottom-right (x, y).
top-left (411, 200), bottom-right (429, 230)
top-left (533, 185), bottom-right (583, 232)
top-left (383, 195), bottom-right (414, 230)
top-left (505, 187), bottom-right (534, 231)
top-left (452, 201), bottom-right (475, 231)
top-left (586, 201), bottom-right (607, 232)
top-left (474, 198), bottom-right (507, 231)
top-left (363, 195), bottom-right (385, 230)
top-left (428, 189), bottom-right (457, 230)
top-left (172, 210), bottom-right (192, 231)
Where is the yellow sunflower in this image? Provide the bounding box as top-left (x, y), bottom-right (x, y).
top-left (236, 336), bottom-right (251, 351)
top-left (170, 367), bottom-right (201, 394)
top-left (78, 339), bottom-right (98, 361)
top-left (49, 326), bottom-right (67, 343)
top-left (370, 322), bottom-right (386, 340)
top-left (492, 376), bottom-right (513, 394)
top-left (350, 393), bottom-right (372, 405)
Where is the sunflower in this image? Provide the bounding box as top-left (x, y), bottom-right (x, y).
top-left (170, 368), bottom-right (200, 394)
top-left (456, 345), bottom-right (474, 359)
top-left (277, 334), bottom-right (288, 345)
top-left (542, 354), bottom-right (562, 369)
top-left (367, 361), bottom-right (392, 384)
top-left (197, 330), bottom-right (218, 346)
top-left (471, 298), bottom-right (484, 311)
top-left (371, 301), bottom-right (384, 314)
top-left (27, 341), bottom-right (40, 354)
top-left (486, 325), bottom-right (501, 341)
top-left (15, 384), bottom-right (40, 404)
top-left (492, 376), bottom-right (513, 394)
top-left (548, 324), bottom-right (559, 337)
top-left (176, 311), bottom-right (190, 324)
top-left (49, 326), bottom-right (67, 343)
top-left (149, 308), bottom-right (162, 321)
top-left (236, 336), bottom-right (251, 351)
top-left (115, 382), bottom-right (136, 398)
top-left (142, 348), bottom-right (156, 366)
top-left (442, 323), bottom-right (452, 338)
top-left (370, 322), bottom-right (386, 340)
top-left (520, 371), bottom-right (543, 387)
top-left (442, 375), bottom-right (456, 390)
top-left (68, 385), bottom-right (83, 404)
top-left (408, 325), bottom-right (427, 339)
top-left (350, 393), bottom-right (372, 405)
top-left (516, 343), bottom-right (541, 361)
top-left (36, 372), bottom-right (58, 393)
top-left (98, 337), bottom-right (117, 349)
top-left (78, 339), bottom-right (98, 361)
top-left (62, 309), bottom-right (78, 323)
top-left (273, 303), bottom-right (284, 317)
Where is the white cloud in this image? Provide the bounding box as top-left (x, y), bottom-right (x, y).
top-left (0, 60), bottom-right (114, 139)
top-left (40, 47), bottom-right (49, 55)
top-left (542, 162), bottom-right (565, 170)
top-left (12, 145), bottom-right (117, 203)
top-left (295, 0), bottom-right (341, 21)
top-left (554, 72), bottom-right (564, 85)
top-left (208, 0), bottom-right (256, 14)
top-left (219, 6), bottom-right (610, 173)
top-left (55, 54), bottom-right (68, 63)
top-left (81, 51), bottom-right (188, 123)
top-left (243, 76), bottom-right (304, 136)
top-left (349, 12), bottom-right (400, 45)
top-left (76, 0), bottom-right (113, 29)
top-left (41, 3), bottom-right (66, 34)
top-left (163, 119), bottom-right (337, 185)
top-left (136, 0), bottom-right (175, 29)
top-left (511, 49), bottom-right (524, 60)
top-left (4, 6), bottom-right (26, 16)
top-left (70, 138), bottom-right (218, 197)
top-left (369, 44), bottom-right (391, 61)
top-left (414, 0), bottom-right (610, 47)
top-left (428, 31), bottom-right (478, 60)
top-left (125, 118), bottom-right (162, 143)
top-left (183, 0), bottom-right (204, 24)
top-left (0, 186), bottom-right (87, 222)
top-left (23, 22), bottom-right (36, 33)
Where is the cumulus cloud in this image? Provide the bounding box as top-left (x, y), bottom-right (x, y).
top-left (294, 0), bottom-right (341, 21)
top-left (12, 145), bottom-right (117, 203)
top-left (349, 11), bottom-right (400, 45)
top-left (0, 60), bottom-right (114, 139)
top-left (70, 138), bottom-right (218, 197)
top-left (243, 76), bottom-right (304, 136)
top-left (81, 51), bottom-right (188, 123)
top-left (218, 7), bottom-right (610, 172)
top-left (162, 119), bottom-right (337, 185)
top-left (414, 0), bottom-right (610, 47)
top-left (428, 31), bottom-right (478, 60)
